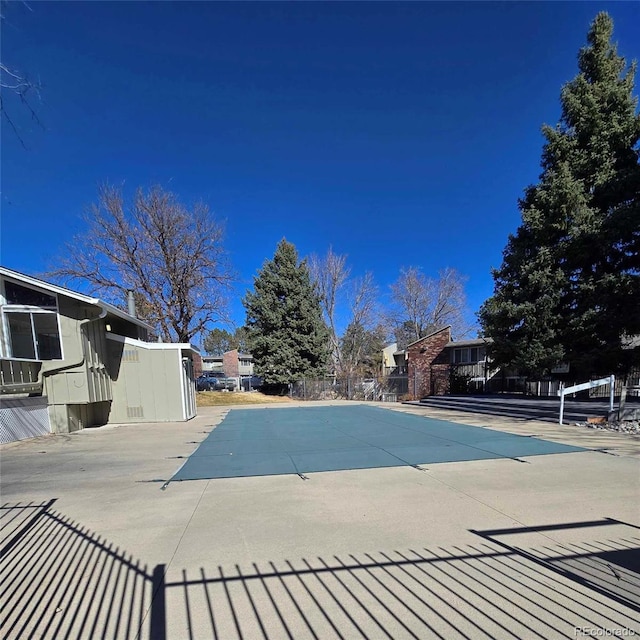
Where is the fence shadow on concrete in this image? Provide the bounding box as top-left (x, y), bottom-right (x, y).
top-left (1, 501), bottom-right (638, 639)
top-left (0, 500), bottom-right (151, 640)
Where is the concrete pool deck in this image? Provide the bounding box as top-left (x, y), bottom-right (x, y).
top-left (2, 400), bottom-right (639, 639)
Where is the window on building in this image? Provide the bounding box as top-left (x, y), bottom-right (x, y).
top-left (453, 348), bottom-right (468, 363)
top-left (452, 346), bottom-right (486, 364)
top-left (5, 280), bottom-right (57, 308)
top-left (2, 280), bottom-right (63, 360)
top-left (33, 314), bottom-right (62, 359)
top-left (6, 313), bottom-right (36, 359)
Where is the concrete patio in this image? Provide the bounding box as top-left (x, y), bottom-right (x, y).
top-left (1, 401), bottom-right (639, 639)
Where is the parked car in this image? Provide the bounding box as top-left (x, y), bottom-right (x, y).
top-left (196, 374), bottom-right (217, 391)
top-left (241, 375), bottom-right (263, 392)
top-left (217, 377), bottom-right (237, 391)
top-left (196, 373), bottom-right (236, 391)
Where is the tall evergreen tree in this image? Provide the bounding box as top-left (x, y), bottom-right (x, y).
top-left (243, 239), bottom-right (330, 390)
top-left (479, 13), bottom-right (640, 379)
top-left (202, 326), bottom-right (250, 355)
top-left (203, 328), bottom-right (233, 356)
top-left (230, 326), bottom-right (250, 353)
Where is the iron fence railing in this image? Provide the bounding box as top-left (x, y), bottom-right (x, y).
top-left (289, 366), bottom-right (640, 402)
top-left (523, 368), bottom-right (640, 399)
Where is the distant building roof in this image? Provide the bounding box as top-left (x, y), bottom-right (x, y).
top-left (202, 351), bottom-right (253, 360)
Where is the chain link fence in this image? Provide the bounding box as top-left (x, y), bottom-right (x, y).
top-left (291, 375), bottom-right (410, 402)
top-left (289, 367), bottom-right (640, 402)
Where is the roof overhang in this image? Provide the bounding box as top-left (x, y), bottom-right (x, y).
top-left (0, 266), bottom-right (153, 332)
top-left (444, 337), bottom-right (492, 348)
top-left (106, 333), bottom-right (198, 355)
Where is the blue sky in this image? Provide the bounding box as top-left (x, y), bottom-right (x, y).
top-left (2, 2), bottom-right (639, 340)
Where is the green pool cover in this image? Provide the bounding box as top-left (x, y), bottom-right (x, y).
top-left (172, 405), bottom-right (585, 481)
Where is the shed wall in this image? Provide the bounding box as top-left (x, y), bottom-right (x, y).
top-left (108, 340), bottom-right (187, 423)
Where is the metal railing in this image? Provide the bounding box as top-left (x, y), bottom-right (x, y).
top-left (0, 358), bottom-right (43, 395)
top-left (290, 366), bottom-right (640, 402)
top-left (559, 375), bottom-right (615, 424)
top-left (450, 361), bottom-right (488, 379)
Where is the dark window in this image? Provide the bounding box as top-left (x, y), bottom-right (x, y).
top-left (2, 279), bottom-right (63, 360)
top-left (453, 348), bottom-right (469, 363)
top-left (7, 313), bottom-right (36, 359)
top-left (453, 346), bottom-right (486, 364)
top-left (34, 314), bottom-right (62, 359)
top-left (5, 280), bottom-right (57, 308)
top-left (5, 311), bottom-right (62, 360)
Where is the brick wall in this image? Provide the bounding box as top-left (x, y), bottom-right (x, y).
top-left (192, 352), bottom-right (203, 378)
top-left (223, 349), bottom-right (239, 377)
top-left (406, 327), bottom-right (452, 398)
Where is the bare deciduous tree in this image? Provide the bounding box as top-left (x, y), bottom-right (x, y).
top-left (344, 278), bottom-right (384, 377)
top-left (389, 267), bottom-right (433, 341)
top-left (349, 271), bottom-right (378, 328)
top-left (390, 266), bottom-right (473, 343)
top-left (309, 250), bottom-right (384, 376)
top-left (1, 3), bottom-right (42, 147)
top-left (308, 247), bottom-right (350, 372)
top-left (340, 272), bottom-right (384, 376)
top-left (0, 63), bottom-right (41, 146)
top-left (430, 267), bottom-right (474, 337)
top-left (49, 184), bottom-right (231, 343)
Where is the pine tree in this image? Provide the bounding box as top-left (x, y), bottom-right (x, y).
top-left (202, 326), bottom-right (250, 355)
top-left (243, 239), bottom-right (330, 390)
top-left (203, 328), bottom-right (233, 356)
top-left (479, 12), bottom-right (640, 379)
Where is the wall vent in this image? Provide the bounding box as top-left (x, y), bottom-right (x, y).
top-left (126, 406), bottom-right (144, 418)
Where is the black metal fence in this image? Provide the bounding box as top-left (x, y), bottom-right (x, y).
top-left (523, 369), bottom-right (640, 399)
top-left (289, 367), bottom-right (640, 402)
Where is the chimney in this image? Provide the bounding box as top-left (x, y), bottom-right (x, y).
top-left (127, 290), bottom-right (137, 318)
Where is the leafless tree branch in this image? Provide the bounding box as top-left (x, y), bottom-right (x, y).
top-left (309, 249), bottom-right (385, 376)
top-left (349, 271), bottom-right (378, 328)
top-left (1, 2), bottom-right (43, 147)
top-left (0, 61), bottom-right (42, 149)
top-left (48, 184), bottom-right (232, 343)
top-left (309, 247), bottom-right (350, 373)
top-left (390, 266), bottom-right (474, 342)
top-left (340, 272), bottom-right (384, 376)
